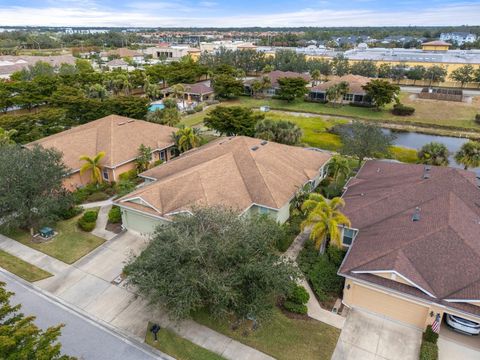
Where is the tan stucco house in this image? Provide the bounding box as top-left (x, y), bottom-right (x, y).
top-left (338, 160), bottom-right (480, 330)
top-left (26, 115), bottom-right (177, 190)
top-left (115, 136), bottom-right (331, 234)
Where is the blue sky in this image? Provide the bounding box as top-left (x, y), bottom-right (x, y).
top-left (0, 0), bottom-right (479, 27)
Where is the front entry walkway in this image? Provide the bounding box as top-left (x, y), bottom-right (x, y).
top-left (332, 309), bottom-right (422, 360)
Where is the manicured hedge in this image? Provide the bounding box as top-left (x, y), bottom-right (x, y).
top-left (283, 284), bottom-right (310, 315)
top-left (77, 209), bottom-right (99, 232)
top-left (419, 341), bottom-right (438, 360)
top-left (392, 103), bottom-right (415, 116)
top-left (108, 206), bottom-right (122, 224)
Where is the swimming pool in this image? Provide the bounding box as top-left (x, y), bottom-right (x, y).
top-left (149, 103), bottom-right (165, 111)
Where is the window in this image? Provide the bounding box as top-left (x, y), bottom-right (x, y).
top-left (160, 150), bottom-right (166, 161)
top-left (258, 207), bottom-right (269, 215)
top-left (343, 93), bottom-right (354, 102)
top-left (102, 168), bottom-right (109, 181)
top-left (342, 228), bottom-right (357, 246)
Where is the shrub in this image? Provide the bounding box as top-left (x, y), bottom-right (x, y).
top-left (186, 109), bottom-right (196, 115)
top-left (298, 241), bottom-right (344, 303)
top-left (423, 325), bottom-right (439, 344)
top-left (193, 104), bottom-right (204, 112)
top-left (114, 179), bottom-right (137, 198)
top-left (119, 169), bottom-right (138, 181)
top-left (86, 192), bottom-right (110, 202)
top-left (72, 187), bottom-right (90, 204)
top-left (349, 102), bottom-right (375, 108)
top-left (283, 301), bottom-right (308, 315)
top-left (475, 114), bottom-right (480, 125)
top-left (82, 210), bottom-right (98, 222)
top-left (60, 206), bottom-right (83, 220)
top-left (77, 217), bottom-right (95, 232)
top-left (327, 245), bottom-right (347, 268)
top-left (392, 103), bottom-right (415, 116)
top-left (108, 206), bottom-right (122, 224)
top-left (288, 284), bottom-right (310, 305)
top-left (153, 160), bottom-right (163, 167)
top-left (419, 341), bottom-right (438, 360)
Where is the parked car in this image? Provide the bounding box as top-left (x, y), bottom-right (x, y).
top-left (446, 314), bottom-right (480, 335)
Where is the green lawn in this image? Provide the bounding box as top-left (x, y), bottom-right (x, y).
top-left (193, 308), bottom-right (340, 360)
top-left (6, 215), bottom-right (105, 264)
top-left (389, 146), bottom-right (419, 164)
top-left (0, 249), bottom-right (52, 282)
top-left (145, 323), bottom-right (226, 360)
top-left (235, 93), bottom-right (480, 131)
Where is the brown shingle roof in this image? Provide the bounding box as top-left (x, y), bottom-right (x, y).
top-left (310, 74), bottom-right (370, 94)
top-left (339, 160), bottom-right (480, 315)
top-left (26, 115), bottom-right (176, 171)
top-left (117, 136), bottom-right (331, 218)
top-left (264, 70), bottom-right (311, 88)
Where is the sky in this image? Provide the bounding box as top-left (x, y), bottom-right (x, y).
top-left (0, 0), bottom-right (479, 27)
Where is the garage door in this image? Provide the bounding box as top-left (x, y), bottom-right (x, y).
top-left (121, 209), bottom-right (165, 235)
top-left (350, 283), bottom-right (429, 328)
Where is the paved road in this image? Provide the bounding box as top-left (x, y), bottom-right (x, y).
top-left (401, 86), bottom-right (480, 96)
top-left (0, 270), bottom-right (169, 360)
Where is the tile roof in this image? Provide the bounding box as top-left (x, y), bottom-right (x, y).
top-left (117, 136), bottom-right (331, 218)
top-left (106, 59), bottom-right (128, 66)
top-left (162, 82), bottom-right (214, 95)
top-left (422, 40), bottom-right (452, 46)
top-left (310, 74), bottom-right (370, 94)
top-left (264, 70), bottom-right (312, 87)
top-left (339, 160), bottom-right (480, 315)
top-left (26, 115), bottom-right (176, 172)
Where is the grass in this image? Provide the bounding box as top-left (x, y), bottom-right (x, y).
top-left (145, 323), bottom-right (226, 360)
top-left (193, 308), bottom-right (340, 360)
top-left (235, 93), bottom-right (480, 131)
top-left (389, 146), bottom-right (419, 164)
top-left (6, 214), bottom-right (105, 264)
top-left (263, 111), bottom-right (346, 151)
top-left (0, 250), bottom-right (52, 282)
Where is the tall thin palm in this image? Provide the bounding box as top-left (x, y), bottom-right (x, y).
top-left (301, 193), bottom-right (350, 250)
top-left (454, 141), bottom-right (480, 170)
top-left (327, 156), bottom-right (351, 185)
top-left (171, 84), bottom-right (186, 108)
top-left (79, 151), bottom-right (106, 184)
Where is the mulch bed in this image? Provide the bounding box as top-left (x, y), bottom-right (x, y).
top-left (105, 222), bottom-right (123, 234)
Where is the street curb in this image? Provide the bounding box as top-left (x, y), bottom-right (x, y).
top-left (0, 268), bottom-right (174, 360)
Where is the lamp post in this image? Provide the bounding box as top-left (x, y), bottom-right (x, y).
top-left (150, 324), bottom-right (161, 342)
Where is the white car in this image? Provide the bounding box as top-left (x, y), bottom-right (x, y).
top-left (446, 314), bottom-right (480, 335)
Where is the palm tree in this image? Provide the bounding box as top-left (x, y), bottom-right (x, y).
top-left (79, 151), bottom-right (106, 185)
top-left (301, 193), bottom-right (350, 252)
top-left (454, 141), bottom-right (480, 170)
top-left (326, 82), bottom-right (350, 108)
top-left (310, 69), bottom-right (321, 85)
top-left (0, 127), bottom-right (17, 145)
top-left (171, 83), bottom-right (186, 109)
top-left (326, 156), bottom-right (351, 185)
top-left (174, 126), bottom-right (202, 153)
top-left (418, 142), bottom-right (449, 166)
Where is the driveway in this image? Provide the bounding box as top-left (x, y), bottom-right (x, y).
top-left (332, 309), bottom-right (422, 360)
top-left (439, 322), bottom-right (480, 360)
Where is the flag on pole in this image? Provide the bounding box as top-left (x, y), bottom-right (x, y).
top-left (431, 313), bottom-right (441, 333)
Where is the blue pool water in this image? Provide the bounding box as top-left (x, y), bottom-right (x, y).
top-left (149, 104), bottom-right (165, 111)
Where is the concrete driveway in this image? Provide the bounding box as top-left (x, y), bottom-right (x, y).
top-left (439, 323), bottom-right (480, 360)
top-left (332, 309), bottom-right (422, 360)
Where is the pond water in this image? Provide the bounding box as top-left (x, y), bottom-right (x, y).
top-left (382, 128), bottom-right (480, 176)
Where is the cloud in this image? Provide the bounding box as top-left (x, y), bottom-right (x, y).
top-left (0, 2), bottom-right (479, 27)
top-left (199, 1), bottom-right (218, 7)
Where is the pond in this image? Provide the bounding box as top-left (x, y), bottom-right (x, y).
top-left (382, 128), bottom-right (480, 176)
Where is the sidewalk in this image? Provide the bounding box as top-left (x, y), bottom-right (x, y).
top-left (92, 205), bottom-right (117, 240)
top-left (284, 230), bottom-right (345, 329)
top-left (81, 198), bottom-right (114, 209)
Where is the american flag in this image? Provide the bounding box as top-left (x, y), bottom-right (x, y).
top-left (432, 314), bottom-right (441, 333)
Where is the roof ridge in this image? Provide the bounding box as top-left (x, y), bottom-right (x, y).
top-left (396, 250), bottom-right (436, 296)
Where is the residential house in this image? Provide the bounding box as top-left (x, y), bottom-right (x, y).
top-left (115, 136), bottom-right (331, 234)
top-left (161, 81), bottom-right (214, 103)
top-left (338, 160), bottom-right (480, 330)
top-left (144, 44), bottom-right (200, 61)
top-left (0, 55), bottom-right (76, 79)
top-left (100, 48), bottom-right (144, 63)
top-left (106, 59), bottom-right (129, 71)
top-left (26, 115), bottom-right (177, 190)
top-left (244, 70), bottom-right (312, 97)
top-left (421, 40), bottom-right (452, 52)
top-left (308, 74), bottom-right (371, 104)
top-left (440, 32), bottom-right (477, 46)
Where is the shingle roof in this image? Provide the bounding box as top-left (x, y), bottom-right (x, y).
top-left (339, 160), bottom-right (480, 315)
top-left (264, 70), bottom-right (312, 87)
top-left (117, 136), bottom-right (331, 218)
top-left (422, 40), bottom-right (452, 46)
top-left (162, 82), bottom-right (214, 95)
top-left (310, 74), bottom-right (370, 94)
top-left (106, 59), bottom-right (128, 66)
top-left (26, 115), bottom-right (176, 171)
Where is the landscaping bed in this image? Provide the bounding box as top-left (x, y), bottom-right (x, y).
top-left (192, 308), bottom-right (340, 360)
top-left (145, 322), bottom-right (225, 360)
top-left (0, 250), bottom-right (52, 282)
top-left (6, 214), bottom-right (105, 264)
